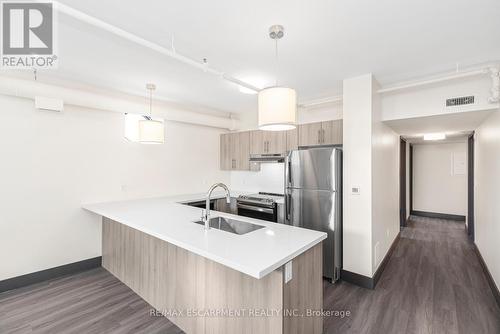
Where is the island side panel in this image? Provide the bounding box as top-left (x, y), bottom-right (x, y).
top-left (102, 218), bottom-right (283, 334)
top-left (283, 242), bottom-right (323, 334)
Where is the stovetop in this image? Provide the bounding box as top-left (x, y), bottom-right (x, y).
top-left (237, 192), bottom-right (284, 204)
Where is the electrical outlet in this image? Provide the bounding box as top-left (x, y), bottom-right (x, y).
top-left (285, 261), bottom-right (293, 283)
top-left (351, 186), bottom-right (360, 195)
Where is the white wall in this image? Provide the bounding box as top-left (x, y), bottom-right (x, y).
top-left (0, 94), bottom-right (229, 281)
top-left (343, 74), bottom-right (399, 277)
top-left (230, 163), bottom-right (285, 194)
top-left (298, 104), bottom-right (343, 124)
top-left (371, 80), bottom-right (400, 272)
top-left (381, 75), bottom-right (493, 121)
top-left (413, 142), bottom-right (467, 216)
top-left (342, 74), bottom-right (374, 277)
top-left (474, 110), bottom-right (500, 289)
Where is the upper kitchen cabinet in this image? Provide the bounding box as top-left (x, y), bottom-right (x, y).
top-left (322, 120), bottom-right (343, 145)
top-left (249, 130), bottom-right (286, 155)
top-left (285, 128), bottom-right (298, 152)
top-left (298, 122), bottom-right (323, 146)
top-left (220, 131), bottom-right (251, 170)
top-left (298, 120), bottom-right (343, 147)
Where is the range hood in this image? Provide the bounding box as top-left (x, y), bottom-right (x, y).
top-left (249, 154), bottom-right (286, 163)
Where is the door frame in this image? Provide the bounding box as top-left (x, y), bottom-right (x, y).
top-left (467, 133), bottom-right (475, 241)
top-left (399, 137), bottom-right (407, 228)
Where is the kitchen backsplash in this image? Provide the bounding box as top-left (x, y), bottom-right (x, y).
top-left (230, 163), bottom-right (285, 194)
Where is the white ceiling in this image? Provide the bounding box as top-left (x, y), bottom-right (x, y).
top-left (384, 109), bottom-right (496, 143)
top-left (6, 0), bottom-right (500, 115)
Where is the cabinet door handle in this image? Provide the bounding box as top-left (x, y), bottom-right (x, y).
top-left (322, 129), bottom-right (325, 143)
top-left (317, 130), bottom-right (321, 144)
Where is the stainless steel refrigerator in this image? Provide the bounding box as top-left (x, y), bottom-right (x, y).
top-left (285, 147), bottom-right (342, 283)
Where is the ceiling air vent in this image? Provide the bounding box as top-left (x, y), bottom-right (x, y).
top-left (446, 96), bottom-right (475, 107)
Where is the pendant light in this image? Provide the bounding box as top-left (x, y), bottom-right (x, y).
top-left (258, 25), bottom-right (297, 131)
top-left (138, 83), bottom-right (165, 144)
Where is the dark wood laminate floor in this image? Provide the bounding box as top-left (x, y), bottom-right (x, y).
top-left (1, 216), bottom-right (499, 334)
top-left (0, 268), bottom-right (184, 334)
top-left (324, 216), bottom-right (500, 334)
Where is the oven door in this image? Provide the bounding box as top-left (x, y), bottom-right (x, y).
top-left (236, 203), bottom-right (277, 222)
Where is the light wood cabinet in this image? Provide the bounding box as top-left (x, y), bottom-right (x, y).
top-left (322, 119), bottom-right (343, 145)
top-left (250, 130), bottom-right (286, 155)
top-left (298, 120), bottom-right (343, 147)
top-left (220, 120), bottom-right (342, 170)
top-left (103, 218), bottom-right (323, 334)
top-left (298, 122), bottom-right (323, 146)
top-left (286, 128), bottom-right (298, 152)
top-left (220, 133), bottom-right (232, 170)
top-left (220, 131), bottom-right (251, 170)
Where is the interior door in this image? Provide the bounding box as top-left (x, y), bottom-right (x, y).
top-left (467, 133), bottom-right (475, 241)
top-left (399, 138), bottom-right (407, 227)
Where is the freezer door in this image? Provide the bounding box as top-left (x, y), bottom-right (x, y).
top-left (286, 188), bottom-right (340, 280)
top-left (286, 147), bottom-right (340, 191)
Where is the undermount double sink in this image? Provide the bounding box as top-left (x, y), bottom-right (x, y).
top-left (193, 216), bottom-right (265, 235)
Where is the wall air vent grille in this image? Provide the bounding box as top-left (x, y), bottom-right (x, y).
top-left (446, 96), bottom-right (475, 107)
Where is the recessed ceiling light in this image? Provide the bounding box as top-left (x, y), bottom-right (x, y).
top-left (423, 133), bottom-right (446, 141)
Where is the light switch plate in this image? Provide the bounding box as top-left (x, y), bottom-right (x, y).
top-left (285, 261), bottom-right (292, 283)
top-left (351, 186), bottom-right (361, 195)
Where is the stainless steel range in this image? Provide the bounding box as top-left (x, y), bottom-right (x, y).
top-left (236, 192), bottom-right (284, 223)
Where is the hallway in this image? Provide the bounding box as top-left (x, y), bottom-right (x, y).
top-left (324, 216), bottom-right (500, 333)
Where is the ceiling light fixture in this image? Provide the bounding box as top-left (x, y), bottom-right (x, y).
top-left (138, 84), bottom-right (165, 144)
top-left (258, 25), bottom-right (297, 131)
top-left (423, 133), bottom-right (446, 141)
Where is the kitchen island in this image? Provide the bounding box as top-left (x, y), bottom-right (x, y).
top-left (84, 193), bottom-right (326, 334)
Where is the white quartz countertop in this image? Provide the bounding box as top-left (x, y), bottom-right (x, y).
top-left (83, 192), bottom-right (326, 279)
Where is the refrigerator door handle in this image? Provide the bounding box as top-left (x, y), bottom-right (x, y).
top-left (285, 193), bottom-right (291, 222)
top-left (287, 159), bottom-right (292, 185)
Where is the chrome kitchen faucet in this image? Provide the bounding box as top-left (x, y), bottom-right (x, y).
top-left (203, 183), bottom-right (231, 230)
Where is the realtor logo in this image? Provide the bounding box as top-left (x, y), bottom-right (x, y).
top-left (1, 1), bottom-right (58, 68)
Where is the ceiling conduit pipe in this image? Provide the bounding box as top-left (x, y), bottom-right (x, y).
top-left (300, 66), bottom-right (499, 108)
top-left (0, 76), bottom-right (238, 130)
top-left (44, 1), bottom-right (260, 94)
